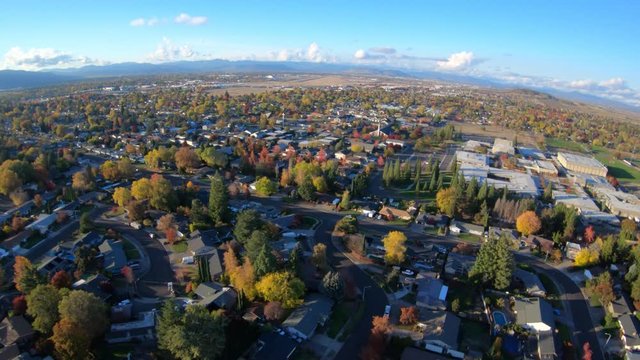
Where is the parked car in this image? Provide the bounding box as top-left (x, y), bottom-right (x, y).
top-left (384, 305), bottom-right (391, 318)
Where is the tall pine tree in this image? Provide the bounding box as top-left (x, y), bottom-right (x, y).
top-left (209, 172), bottom-right (230, 225)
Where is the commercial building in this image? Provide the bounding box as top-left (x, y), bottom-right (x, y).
top-left (518, 159), bottom-right (558, 176)
top-left (557, 152), bottom-right (608, 177)
top-left (591, 187), bottom-right (640, 220)
top-left (459, 165), bottom-right (540, 198)
top-left (492, 138), bottom-right (515, 155)
top-left (455, 151), bottom-right (489, 168)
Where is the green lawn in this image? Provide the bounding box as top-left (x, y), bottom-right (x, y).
top-left (122, 239), bottom-right (141, 260)
top-left (326, 302), bottom-right (352, 338)
top-left (301, 216), bottom-right (320, 230)
top-left (172, 241), bottom-right (188, 253)
top-left (457, 233), bottom-right (482, 243)
top-left (592, 146), bottom-right (640, 182)
top-left (546, 138), bottom-right (587, 152)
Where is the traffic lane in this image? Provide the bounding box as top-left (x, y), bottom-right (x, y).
top-left (309, 211), bottom-right (388, 360)
top-left (95, 220), bottom-right (175, 285)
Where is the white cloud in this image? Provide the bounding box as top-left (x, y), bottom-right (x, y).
top-left (147, 38), bottom-right (203, 62)
top-left (264, 42), bottom-right (332, 63)
top-left (174, 13), bottom-right (208, 26)
top-left (354, 49), bottom-right (367, 59)
top-left (1, 47), bottom-right (99, 70)
top-left (130, 17), bottom-right (159, 27)
top-left (437, 51), bottom-right (475, 70)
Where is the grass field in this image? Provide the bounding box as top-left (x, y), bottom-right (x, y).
top-left (172, 241), bottom-right (188, 253)
top-left (457, 233), bottom-right (482, 243)
top-left (592, 146), bottom-right (640, 182)
top-left (545, 138), bottom-right (587, 152)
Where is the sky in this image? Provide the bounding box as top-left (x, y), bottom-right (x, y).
top-left (1, 0), bottom-right (639, 106)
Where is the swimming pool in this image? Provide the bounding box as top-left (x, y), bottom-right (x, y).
top-left (493, 311), bottom-right (508, 326)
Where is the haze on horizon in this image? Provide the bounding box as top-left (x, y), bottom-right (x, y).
top-left (1, 0), bottom-right (638, 107)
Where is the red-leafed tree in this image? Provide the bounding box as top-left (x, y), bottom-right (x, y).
top-left (12, 295), bottom-right (27, 315)
top-left (51, 270), bottom-right (72, 289)
top-left (582, 342), bottom-right (592, 360)
top-left (584, 226), bottom-right (596, 244)
top-left (399, 306), bottom-right (418, 325)
top-left (377, 156), bottom-right (385, 167)
top-left (264, 301), bottom-right (284, 321)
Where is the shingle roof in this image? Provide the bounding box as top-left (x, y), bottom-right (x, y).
top-left (514, 298), bottom-right (554, 329)
top-left (282, 294), bottom-right (333, 338)
top-left (0, 316), bottom-right (34, 346)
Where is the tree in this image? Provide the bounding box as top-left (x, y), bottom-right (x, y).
top-left (584, 226), bottom-right (596, 244)
top-left (589, 272), bottom-right (614, 307)
top-left (582, 342), bottom-right (592, 360)
top-left (175, 146), bottom-right (201, 171)
top-left (574, 248), bottom-right (599, 267)
top-left (469, 235), bottom-right (514, 290)
top-left (9, 189), bottom-right (29, 206)
top-left (264, 301), bottom-right (285, 321)
top-left (27, 284), bottom-right (63, 334)
top-left (52, 319), bottom-right (91, 360)
top-left (621, 219), bottom-right (637, 240)
top-left (322, 271), bottom-right (345, 301)
top-left (340, 190), bottom-right (351, 210)
top-left (58, 290), bottom-right (108, 339)
top-left (312, 243), bottom-right (328, 270)
top-left (157, 303), bottom-right (227, 360)
top-left (0, 169), bottom-right (21, 195)
top-left (335, 215), bottom-right (358, 234)
top-left (436, 187), bottom-right (457, 217)
top-left (255, 271), bottom-right (305, 308)
top-left (131, 177), bottom-right (152, 200)
top-left (112, 187), bottom-right (132, 207)
top-left (255, 176), bottom-right (277, 196)
top-left (246, 230), bottom-right (270, 264)
top-left (14, 256), bottom-right (41, 294)
top-left (126, 200), bottom-right (145, 221)
top-left (149, 174), bottom-right (178, 211)
top-left (12, 295), bottom-right (27, 315)
top-left (209, 173), bottom-right (230, 224)
top-left (157, 214), bottom-right (177, 233)
top-left (254, 244), bottom-right (277, 278)
top-left (516, 211), bottom-right (541, 236)
top-left (399, 306), bottom-right (418, 325)
top-left (298, 176), bottom-right (316, 201)
top-left (71, 169), bottom-right (93, 192)
top-left (233, 210), bottom-right (264, 245)
top-left (382, 231), bottom-right (407, 265)
top-left (51, 271), bottom-right (72, 289)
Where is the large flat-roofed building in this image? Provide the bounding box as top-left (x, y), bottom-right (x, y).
top-left (460, 165), bottom-right (539, 198)
top-left (557, 152), bottom-right (608, 177)
top-left (553, 190), bottom-right (620, 227)
top-left (591, 187), bottom-right (640, 220)
top-left (518, 159), bottom-right (558, 176)
top-left (455, 151), bottom-right (489, 168)
top-left (492, 138), bottom-right (515, 155)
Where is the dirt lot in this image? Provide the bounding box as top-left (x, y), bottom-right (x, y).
top-left (455, 122), bottom-right (543, 147)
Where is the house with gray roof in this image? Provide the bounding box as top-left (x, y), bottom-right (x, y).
top-left (194, 282), bottom-right (237, 310)
top-left (514, 269), bottom-right (547, 297)
top-left (0, 316), bottom-right (34, 347)
top-left (98, 239), bottom-right (127, 275)
top-left (252, 332), bottom-right (298, 360)
top-left (282, 294), bottom-right (334, 340)
top-left (418, 310), bottom-right (460, 351)
top-left (188, 229), bottom-right (220, 256)
top-left (514, 297), bottom-right (554, 333)
top-left (538, 329), bottom-right (559, 359)
top-left (415, 274), bottom-right (448, 311)
top-left (443, 253), bottom-right (476, 279)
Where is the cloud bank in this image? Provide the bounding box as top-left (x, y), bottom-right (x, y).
top-left (174, 13), bottom-right (208, 26)
top-left (0, 47), bottom-right (100, 71)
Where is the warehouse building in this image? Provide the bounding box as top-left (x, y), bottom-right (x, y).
top-left (455, 151), bottom-right (489, 168)
top-left (492, 138), bottom-right (515, 155)
top-left (591, 187), bottom-right (640, 220)
top-left (557, 152), bottom-right (608, 177)
top-left (459, 165), bottom-right (539, 198)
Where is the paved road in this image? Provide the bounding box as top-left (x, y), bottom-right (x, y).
top-left (95, 218), bottom-right (175, 297)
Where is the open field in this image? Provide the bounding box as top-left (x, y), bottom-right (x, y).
top-left (454, 122), bottom-right (542, 146)
top-left (592, 146), bottom-right (640, 182)
top-left (545, 138), bottom-right (588, 153)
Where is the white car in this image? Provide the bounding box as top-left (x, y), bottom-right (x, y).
top-left (401, 269), bottom-right (415, 276)
top-left (384, 305), bottom-right (391, 317)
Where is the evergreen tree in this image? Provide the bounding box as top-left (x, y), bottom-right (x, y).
top-left (477, 181), bottom-right (488, 202)
top-left (382, 162), bottom-right (390, 186)
top-left (436, 174), bottom-right (443, 190)
top-left (209, 172), bottom-right (230, 224)
top-left (321, 271), bottom-right (345, 301)
top-left (543, 182), bottom-right (553, 203)
top-left (479, 201), bottom-right (489, 227)
top-left (288, 244), bottom-right (302, 276)
top-left (415, 179), bottom-right (420, 193)
top-left (487, 185), bottom-right (497, 205)
top-left (469, 235), bottom-right (514, 290)
top-left (429, 170), bottom-right (438, 192)
top-left (340, 190), bottom-right (351, 210)
top-left (393, 159), bottom-right (401, 184)
top-left (254, 244), bottom-right (277, 278)
top-left (466, 177), bottom-right (479, 201)
top-left (423, 175), bottom-right (431, 191)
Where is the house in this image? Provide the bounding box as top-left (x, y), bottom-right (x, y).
top-left (513, 269), bottom-right (547, 297)
top-left (98, 239), bottom-right (127, 275)
top-left (106, 311), bottom-right (156, 344)
top-left (523, 235), bottom-right (554, 255)
top-left (565, 242), bottom-right (581, 261)
top-left (443, 253), bottom-right (476, 279)
top-left (401, 347), bottom-right (449, 360)
top-left (25, 213), bottom-right (58, 235)
top-left (194, 282), bottom-right (237, 310)
top-left (514, 297), bottom-right (554, 333)
top-left (0, 316), bottom-right (34, 347)
top-left (0, 344), bottom-right (20, 360)
top-left (538, 330), bottom-right (560, 360)
top-left (282, 294), bottom-right (334, 340)
top-left (448, 222), bottom-right (484, 236)
top-left (378, 206), bottom-right (412, 221)
top-left (251, 332), bottom-right (298, 360)
top-left (418, 311), bottom-right (461, 351)
top-left (187, 230), bottom-right (220, 257)
top-left (619, 314), bottom-right (640, 351)
top-left (72, 274), bottom-right (112, 301)
top-left (77, 231), bottom-right (104, 248)
top-left (415, 273), bottom-right (448, 310)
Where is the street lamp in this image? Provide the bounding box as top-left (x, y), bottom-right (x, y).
top-left (362, 286), bottom-right (371, 301)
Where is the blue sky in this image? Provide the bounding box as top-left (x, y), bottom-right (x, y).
top-left (1, 1), bottom-right (638, 106)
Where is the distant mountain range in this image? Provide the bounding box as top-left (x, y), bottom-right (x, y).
top-left (0, 59), bottom-right (637, 112)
